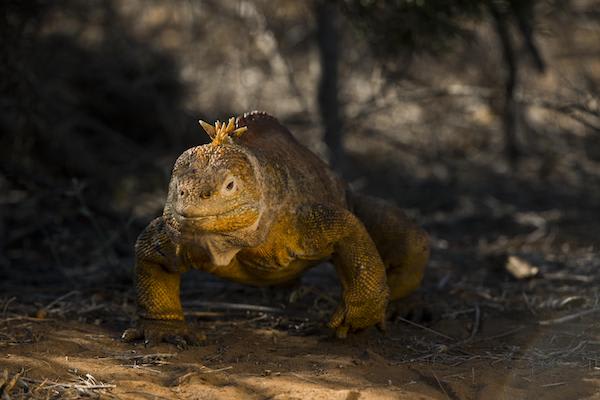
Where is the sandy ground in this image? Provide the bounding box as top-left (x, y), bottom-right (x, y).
top-left (2, 262), bottom-right (600, 400)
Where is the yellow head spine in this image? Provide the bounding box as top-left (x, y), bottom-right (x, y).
top-left (198, 117), bottom-right (248, 146)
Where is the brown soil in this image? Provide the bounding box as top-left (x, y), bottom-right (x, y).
top-left (2, 259), bottom-right (600, 400)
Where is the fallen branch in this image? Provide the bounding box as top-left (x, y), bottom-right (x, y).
top-left (23, 377), bottom-right (115, 390)
top-left (395, 317), bottom-right (455, 341)
top-left (538, 308), bottom-right (600, 325)
top-left (183, 301), bottom-right (285, 314)
top-left (100, 353), bottom-right (176, 362)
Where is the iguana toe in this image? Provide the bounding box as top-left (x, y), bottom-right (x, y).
top-left (122, 319), bottom-right (205, 348)
top-left (328, 295), bottom-right (387, 338)
top-left (121, 327), bottom-right (143, 342)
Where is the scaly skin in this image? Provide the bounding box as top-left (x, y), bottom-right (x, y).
top-left (122, 111), bottom-right (429, 345)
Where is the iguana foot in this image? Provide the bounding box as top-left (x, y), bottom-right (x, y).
top-left (327, 295), bottom-right (388, 338)
top-left (389, 293), bottom-right (432, 324)
top-left (122, 319), bottom-right (206, 348)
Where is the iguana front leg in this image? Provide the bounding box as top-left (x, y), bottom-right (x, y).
top-left (121, 217), bottom-right (203, 346)
top-left (298, 204), bottom-right (390, 338)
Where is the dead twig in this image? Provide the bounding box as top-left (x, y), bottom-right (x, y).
top-left (22, 376), bottom-right (115, 392)
top-left (44, 290), bottom-right (80, 310)
top-left (1, 316), bottom-right (49, 324)
top-left (467, 303), bottom-right (481, 342)
top-left (184, 301), bottom-right (285, 314)
top-left (395, 317), bottom-right (455, 341)
top-left (0, 368), bottom-right (25, 398)
top-left (199, 366), bottom-right (233, 374)
top-left (541, 382), bottom-right (566, 388)
top-left (184, 310), bottom-right (225, 319)
top-left (1, 298), bottom-right (16, 319)
top-left (431, 370), bottom-right (450, 400)
top-left (433, 303), bottom-right (482, 356)
top-left (476, 326), bottom-right (525, 342)
top-left (289, 372), bottom-right (321, 385)
top-left (522, 292), bottom-right (537, 316)
top-left (538, 308), bottom-right (600, 325)
top-left (100, 353), bottom-right (177, 362)
top-left (543, 272), bottom-right (594, 283)
top-left (219, 313), bottom-right (269, 327)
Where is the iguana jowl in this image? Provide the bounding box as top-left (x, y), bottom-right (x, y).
top-left (122, 111), bottom-right (429, 345)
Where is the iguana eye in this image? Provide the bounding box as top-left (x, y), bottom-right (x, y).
top-left (222, 177), bottom-right (236, 194)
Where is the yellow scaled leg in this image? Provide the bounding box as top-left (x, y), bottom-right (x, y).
top-left (348, 193), bottom-right (430, 301)
top-left (121, 217), bottom-right (204, 347)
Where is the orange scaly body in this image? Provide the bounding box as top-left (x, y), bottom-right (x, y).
top-left (123, 111), bottom-right (429, 345)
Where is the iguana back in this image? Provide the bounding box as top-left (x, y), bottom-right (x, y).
top-left (235, 111), bottom-right (347, 208)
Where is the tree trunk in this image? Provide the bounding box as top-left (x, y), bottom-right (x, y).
top-left (315, 0), bottom-right (345, 173)
top-left (490, 1), bottom-right (520, 167)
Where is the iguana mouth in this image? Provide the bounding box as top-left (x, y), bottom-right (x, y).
top-left (164, 203), bottom-right (260, 237)
top-left (173, 203), bottom-right (256, 220)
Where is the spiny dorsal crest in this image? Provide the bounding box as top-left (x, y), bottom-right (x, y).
top-left (198, 117), bottom-right (247, 146)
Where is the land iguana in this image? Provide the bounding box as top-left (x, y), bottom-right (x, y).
top-left (122, 111), bottom-right (429, 345)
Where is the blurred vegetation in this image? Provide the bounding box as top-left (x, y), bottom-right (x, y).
top-left (340, 0), bottom-right (550, 164)
top-left (1, 0), bottom-right (599, 288)
top-left (0, 0), bottom-right (198, 284)
top-left (1, 0), bottom-right (196, 182)
top-left (341, 0), bottom-right (486, 58)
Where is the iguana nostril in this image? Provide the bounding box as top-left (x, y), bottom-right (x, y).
top-left (179, 189), bottom-right (186, 197)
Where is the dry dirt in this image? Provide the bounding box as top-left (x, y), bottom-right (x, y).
top-left (2, 259), bottom-right (600, 400)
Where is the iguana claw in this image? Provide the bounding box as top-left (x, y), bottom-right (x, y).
top-left (122, 319), bottom-right (205, 348)
top-left (327, 294), bottom-right (387, 338)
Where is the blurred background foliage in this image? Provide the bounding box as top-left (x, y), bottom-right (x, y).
top-left (342, 0), bottom-right (486, 57)
top-left (1, 0), bottom-right (599, 287)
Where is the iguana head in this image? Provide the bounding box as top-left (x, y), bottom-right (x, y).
top-left (163, 118), bottom-right (261, 239)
